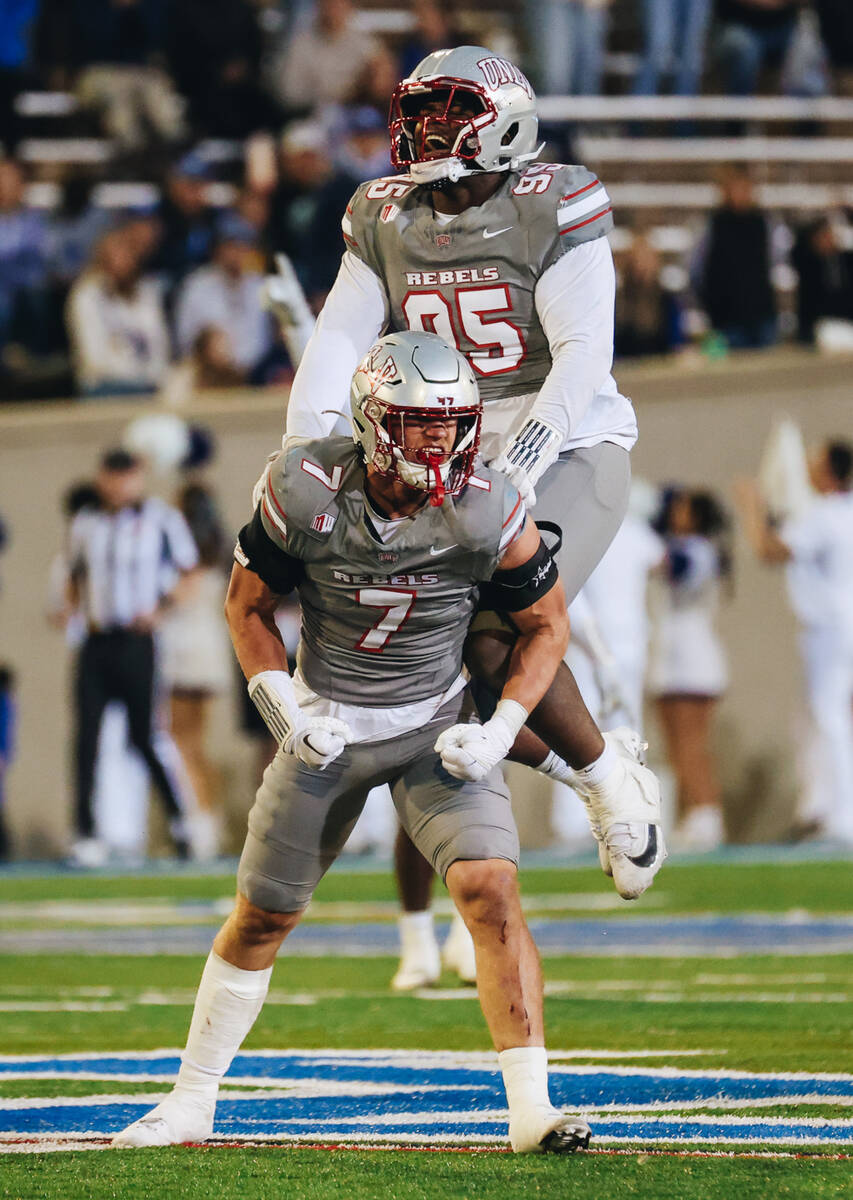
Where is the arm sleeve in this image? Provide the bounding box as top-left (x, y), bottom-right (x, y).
top-left (529, 238), bottom-right (616, 442)
top-left (285, 251), bottom-right (388, 442)
top-left (236, 505), bottom-right (303, 595)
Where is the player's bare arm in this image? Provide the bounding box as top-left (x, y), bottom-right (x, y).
top-left (490, 515), bottom-right (570, 715)
top-left (224, 562), bottom-right (288, 681)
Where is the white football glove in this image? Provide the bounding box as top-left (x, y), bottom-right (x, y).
top-left (434, 700), bottom-right (528, 782)
top-left (248, 670), bottom-right (353, 770)
top-left (491, 417), bottom-right (562, 508)
top-left (262, 253), bottom-right (314, 330)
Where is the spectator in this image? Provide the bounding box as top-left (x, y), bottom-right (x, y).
top-left (0, 158), bottom-right (51, 360)
top-left (695, 166), bottom-right (777, 349)
top-left (267, 0), bottom-right (378, 113)
top-left (268, 121), bottom-right (334, 296)
top-left (736, 440), bottom-right (853, 844)
top-left (399, 0), bottom-right (465, 79)
top-left (615, 233), bottom-right (682, 358)
top-left (160, 325), bottom-right (246, 407)
top-left (791, 216), bottom-right (853, 345)
top-left (0, 0), bottom-right (40, 152)
top-left (66, 226), bottom-right (170, 397)
top-left (48, 175), bottom-right (113, 290)
top-left (167, 0), bottom-right (279, 139)
top-left (345, 43), bottom-right (401, 118)
top-left (648, 488), bottom-right (731, 851)
top-left (70, 0), bottom-right (185, 153)
top-left (174, 212), bottom-right (275, 379)
top-left (713, 0), bottom-right (800, 96)
top-left (815, 0), bottom-right (853, 92)
top-left (0, 665), bottom-right (15, 860)
top-left (524, 0), bottom-right (612, 96)
top-left (633, 0), bottom-right (711, 96)
top-left (153, 153), bottom-right (219, 295)
top-left (64, 448), bottom-right (200, 865)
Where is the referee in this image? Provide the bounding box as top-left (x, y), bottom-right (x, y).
top-left (66, 449), bottom-right (199, 860)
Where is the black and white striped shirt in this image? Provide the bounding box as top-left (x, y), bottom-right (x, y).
top-left (68, 498), bottom-right (199, 630)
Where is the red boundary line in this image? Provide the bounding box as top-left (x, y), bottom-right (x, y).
top-left (2, 1138), bottom-right (850, 1162)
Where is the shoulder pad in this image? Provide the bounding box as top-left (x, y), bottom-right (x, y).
top-left (261, 437), bottom-right (359, 553)
top-left (343, 176), bottom-right (418, 267)
top-left (509, 163), bottom-right (613, 268)
top-left (447, 464), bottom-right (523, 575)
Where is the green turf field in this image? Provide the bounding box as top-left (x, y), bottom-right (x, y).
top-left (1, 855), bottom-right (851, 1198)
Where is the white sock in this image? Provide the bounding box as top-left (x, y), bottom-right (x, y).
top-left (573, 740), bottom-right (617, 788)
top-left (174, 951), bottom-right (272, 1106)
top-left (498, 1046), bottom-right (555, 1120)
top-left (398, 910), bottom-right (436, 954)
top-left (536, 750), bottom-right (575, 786)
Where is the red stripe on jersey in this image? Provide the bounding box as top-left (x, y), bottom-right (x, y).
top-left (346, 204), bottom-right (353, 214)
top-left (261, 497), bottom-right (286, 540)
top-left (560, 179), bottom-right (600, 203)
top-left (265, 479), bottom-right (287, 522)
top-left (343, 232), bottom-right (359, 248)
top-left (502, 495), bottom-right (523, 529)
top-left (559, 206), bottom-right (612, 235)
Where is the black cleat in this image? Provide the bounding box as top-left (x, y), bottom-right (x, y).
top-left (540, 1119), bottom-right (592, 1153)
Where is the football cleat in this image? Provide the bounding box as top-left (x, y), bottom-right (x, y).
top-left (509, 1107), bottom-right (592, 1154)
top-left (112, 1095), bottom-right (214, 1148)
top-left (572, 728), bottom-right (667, 901)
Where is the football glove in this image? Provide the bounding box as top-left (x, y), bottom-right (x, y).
top-left (248, 670), bottom-right (353, 770)
top-left (434, 700), bottom-right (527, 782)
top-left (491, 417), bottom-right (562, 507)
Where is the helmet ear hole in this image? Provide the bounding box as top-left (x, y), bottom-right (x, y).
top-left (501, 122), bottom-right (519, 147)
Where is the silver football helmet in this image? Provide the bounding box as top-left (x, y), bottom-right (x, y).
top-left (351, 331), bottom-right (481, 506)
top-left (389, 45), bottom-right (541, 185)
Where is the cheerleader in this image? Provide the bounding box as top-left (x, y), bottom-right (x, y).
top-left (648, 488), bottom-right (731, 850)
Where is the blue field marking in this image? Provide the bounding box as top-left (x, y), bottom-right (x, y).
top-left (4, 914), bottom-right (853, 957)
top-left (2, 1052), bottom-right (852, 1147)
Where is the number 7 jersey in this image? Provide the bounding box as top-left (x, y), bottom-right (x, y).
top-left (342, 162), bottom-right (613, 405)
top-left (252, 437), bottom-right (526, 707)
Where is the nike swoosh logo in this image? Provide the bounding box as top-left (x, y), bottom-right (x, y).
top-left (483, 226), bottom-right (513, 239)
top-left (429, 544), bottom-right (458, 557)
top-left (627, 825), bottom-right (659, 868)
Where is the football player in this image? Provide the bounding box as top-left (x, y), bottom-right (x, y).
top-left (112, 331), bottom-right (630, 1154)
top-left (267, 46), bottom-right (665, 985)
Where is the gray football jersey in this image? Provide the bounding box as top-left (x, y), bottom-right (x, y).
top-left (343, 163), bottom-right (612, 404)
top-left (258, 437), bottom-right (525, 706)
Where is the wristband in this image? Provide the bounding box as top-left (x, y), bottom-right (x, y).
top-left (247, 670), bottom-right (302, 750)
top-left (492, 698), bottom-right (529, 743)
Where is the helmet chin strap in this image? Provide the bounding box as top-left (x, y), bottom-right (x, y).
top-left (408, 143), bottom-right (545, 187)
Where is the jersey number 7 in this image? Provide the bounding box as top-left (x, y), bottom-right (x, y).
top-left (402, 285), bottom-right (526, 377)
top-left (355, 587), bottom-right (416, 652)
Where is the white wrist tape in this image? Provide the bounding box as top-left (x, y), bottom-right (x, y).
top-left (492, 698), bottom-right (529, 743)
top-left (247, 670), bottom-right (302, 750)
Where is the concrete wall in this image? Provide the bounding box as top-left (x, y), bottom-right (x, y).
top-left (1, 349), bottom-right (850, 855)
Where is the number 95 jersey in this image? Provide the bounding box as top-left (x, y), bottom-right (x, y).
top-left (342, 163), bottom-right (613, 406)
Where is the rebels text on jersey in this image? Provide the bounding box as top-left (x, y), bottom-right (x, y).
top-left (239, 437), bottom-right (526, 708)
top-left (342, 163), bottom-right (613, 404)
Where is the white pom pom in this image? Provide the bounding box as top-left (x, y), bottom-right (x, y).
top-left (123, 414), bottom-right (190, 473)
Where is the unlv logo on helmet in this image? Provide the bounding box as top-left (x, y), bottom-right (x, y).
top-left (362, 349), bottom-right (399, 391)
top-left (477, 57), bottom-right (533, 98)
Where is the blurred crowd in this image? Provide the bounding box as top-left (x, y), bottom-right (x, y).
top-left (1, 1), bottom-right (853, 398)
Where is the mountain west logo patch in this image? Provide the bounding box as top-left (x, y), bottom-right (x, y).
top-left (311, 512), bottom-right (336, 534)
